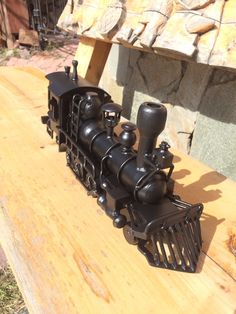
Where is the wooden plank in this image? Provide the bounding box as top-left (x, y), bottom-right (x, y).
top-left (153, 11), bottom-right (198, 58)
top-left (115, 0), bottom-right (149, 46)
top-left (58, 0), bottom-right (236, 71)
top-left (1, 0), bottom-right (14, 48)
top-left (92, 0), bottom-right (125, 40)
top-left (185, 15), bottom-right (215, 34)
top-left (74, 37), bottom-right (112, 85)
top-left (18, 28), bottom-right (39, 47)
top-left (5, 0), bottom-right (29, 33)
top-left (0, 1), bottom-right (6, 43)
top-left (196, 0), bottom-right (225, 64)
top-left (172, 152), bottom-right (236, 280)
top-left (139, 0), bottom-right (173, 49)
top-left (175, 0), bottom-right (215, 10)
top-left (209, 0), bottom-right (236, 69)
top-left (0, 0), bottom-right (29, 47)
top-left (58, 0), bottom-right (111, 35)
top-left (71, 0), bottom-right (98, 34)
top-left (0, 67), bottom-right (235, 314)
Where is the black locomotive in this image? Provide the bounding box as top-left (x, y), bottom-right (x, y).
top-left (42, 60), bottom-right (203, 273)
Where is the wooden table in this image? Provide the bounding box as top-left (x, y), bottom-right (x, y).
top-left (0, 67), bottom-right (235, 314)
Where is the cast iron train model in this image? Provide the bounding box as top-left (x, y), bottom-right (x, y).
top-left (42, 60), bottom-right (203, 273)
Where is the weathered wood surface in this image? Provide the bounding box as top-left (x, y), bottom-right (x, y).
top-left (0, 0), bottom-right (14, 48)
top-left (74, 36), bottom-right (112, 85)
top-left (209, 0), bottom-right (236, 69)
top-left (196, 0), bottom-right (225, 64)
top-left (136, 0), bottom-right (173, 49)
top-left (185, 14), bottom-right (215, 34)
top-left (5, 0), bottom-right (29, 33)
top-left (58, 0), bottom-right (112, 35)
top-left (94, 1), bottom-right (125, 39)
top-left (115, 0), bottom-right (149, 46)
top-left (0, 67), bottom-right (235, 314)
top-left (18, 29), bottom-right (39, 47)
top-left (0, 0), bottom-right (29, 48)
top-left (57, 0), bottom-right (236, 71)
top-left (175, 0), bottom-right (215, 10)
top-left (153, 11), bottom-right (198, 58)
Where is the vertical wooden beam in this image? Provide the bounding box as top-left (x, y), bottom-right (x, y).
top-left (0, 0), bottom-right (29, 48)
top-left (6, 0), bottom-right (29, 33)
top-left (1, 0), bottom-right (14, 48)
top-left (75, 37), bottom-right (112, 85)
top-left (0, 2), bottom-right (4, 46)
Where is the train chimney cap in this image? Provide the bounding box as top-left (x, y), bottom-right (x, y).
top-left (102, 103), bottom-right (122, 114)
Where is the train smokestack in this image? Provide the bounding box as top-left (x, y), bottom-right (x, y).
top-left (136, 102), bottom-right (167, 170)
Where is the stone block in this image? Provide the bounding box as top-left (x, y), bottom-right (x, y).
top-left (99, 45), bottom-right (236, 176)
top-left (176, 62), bottom-right (212, 111)
top-left (122, 49), bottom-right (182, 102)
top-left (19, 28), bottom-right (39, 47)
top-left (121, 48), bottom-right (183, 118)
top-left (191, 78), bottom-right (236, 181)
top-left (100, 46), bottom-right (204, 153)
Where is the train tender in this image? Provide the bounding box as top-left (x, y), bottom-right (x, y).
top-left (42, 60), bottom-right (203, 273)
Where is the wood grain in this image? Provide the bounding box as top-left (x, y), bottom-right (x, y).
top-left (94, 0), bottom-right (125, 39)
top-left (185, 14), bottom-right (215, 34)
top-left (115, 0), bottom-right (149, 45)
top-left (0, 0), bottom-right (14, 48)
top-left (72, 0), bottom-right (102, 34)
top-left (57, 0), bottom-right (236, 70)
top-left (196, 0), bottom-right (225, 64)
top-left (5, 0), bottom-right (29, 33)
top-left (0, 67), bottom-right (235, 314)
top-left (209, 0), bottom-right (236, 70)
top-left (74, 37), bottom-right (112, 85)
top-left (153, 12), bottom-right (198, 57)
top-left (139, 0), bottom-right (173, 48)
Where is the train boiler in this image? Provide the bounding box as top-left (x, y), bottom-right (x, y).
top-left (42, 60), bottom-right (203, 273)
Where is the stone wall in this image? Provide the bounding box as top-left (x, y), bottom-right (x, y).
top-left (99, 45), bottom-right (236, 181)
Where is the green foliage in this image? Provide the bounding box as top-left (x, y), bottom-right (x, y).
top-left (0, 266), bottom-right (26, 314)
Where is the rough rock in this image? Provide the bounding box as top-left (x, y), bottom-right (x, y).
top-left (190, 79), bottom-right (236, 181)
top-left (19, 28), bottom-right (39, 47)
top-left (176, 62), bottom-right (212, 111)
top-left (99, 45), bottom-right (236, 177)
top-left (119, 47), bottom-right (182, 118)
top-left (100, 45), bottom-right (205, 153)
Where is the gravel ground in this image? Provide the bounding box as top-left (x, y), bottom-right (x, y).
top-left (0, 37), bottom-right (78, 74)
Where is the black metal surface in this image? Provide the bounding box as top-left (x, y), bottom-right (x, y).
top-left (27, 0), bottom-right (67, 32)
top-left (42, 60), bottom-right (204, 273)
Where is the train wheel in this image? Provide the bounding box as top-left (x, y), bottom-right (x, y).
top-left (66, 150), bottom-right (71, 166)
top-left (123, 224), bottom-right (138, 245)
top-left (74, 162), bottom-right (84, 179)
top-left (85, 174), bottom-right (97, 197)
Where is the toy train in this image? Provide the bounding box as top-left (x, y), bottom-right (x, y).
top-left (42, 60), bottom-right (203, 273)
